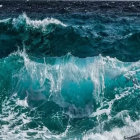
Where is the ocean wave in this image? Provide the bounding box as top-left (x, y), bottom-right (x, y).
top-left (0, 14), bottom-right (94, 58)
top-left (1, 14), bottom-right (140, 62)
top-left (1, 51), bottom-right (140, 138)
top-left (1, 51), bottom-right (140, 115)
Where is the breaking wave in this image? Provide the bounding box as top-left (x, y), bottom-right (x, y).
top-left (1, 49), bottom-right (140, 139)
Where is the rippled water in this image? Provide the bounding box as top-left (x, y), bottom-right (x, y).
top-left (1, 2), bottom-right (140, 140)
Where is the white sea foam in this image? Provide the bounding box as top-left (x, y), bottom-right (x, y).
top-left (25, 15), bottom-right (66, 27)
top-left (83, 118), bottom-right (140, 140)
top-left (17, 97), bottom-right (28, 107)
top-left (12, 13), bottom-right (66, 31)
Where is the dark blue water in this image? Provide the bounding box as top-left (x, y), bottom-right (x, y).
top-left (1, 1), bottom-right (140, 140)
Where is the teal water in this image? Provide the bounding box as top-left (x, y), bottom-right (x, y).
top-left (1, 13), bottom-right (140, 139)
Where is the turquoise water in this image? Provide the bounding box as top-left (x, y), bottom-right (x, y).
top-left (1, 13), bottom-right (140, 139)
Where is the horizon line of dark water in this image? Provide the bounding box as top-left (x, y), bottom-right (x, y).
top-left (1, 1), bottom-right (140, 17)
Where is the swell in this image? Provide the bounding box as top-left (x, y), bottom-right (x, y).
top-left (1, 14), bottom-right (140, 61)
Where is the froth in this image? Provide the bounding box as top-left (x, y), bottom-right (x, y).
top-left (12, 13), bottom-right (66, 31)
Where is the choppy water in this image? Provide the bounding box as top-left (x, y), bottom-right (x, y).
top-left (1, 1), bottom-right (140, 140)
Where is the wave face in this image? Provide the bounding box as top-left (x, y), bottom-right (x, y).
top-left (1, 13), bottom-right (140, 140)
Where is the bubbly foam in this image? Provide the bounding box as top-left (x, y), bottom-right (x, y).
top-left (12, 13), bottom-right (66, 31)
top-left (83, 118), bottom-right (140, 140)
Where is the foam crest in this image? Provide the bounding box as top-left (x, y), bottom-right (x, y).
top-left (12, 13), bottom-right (66, 30)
